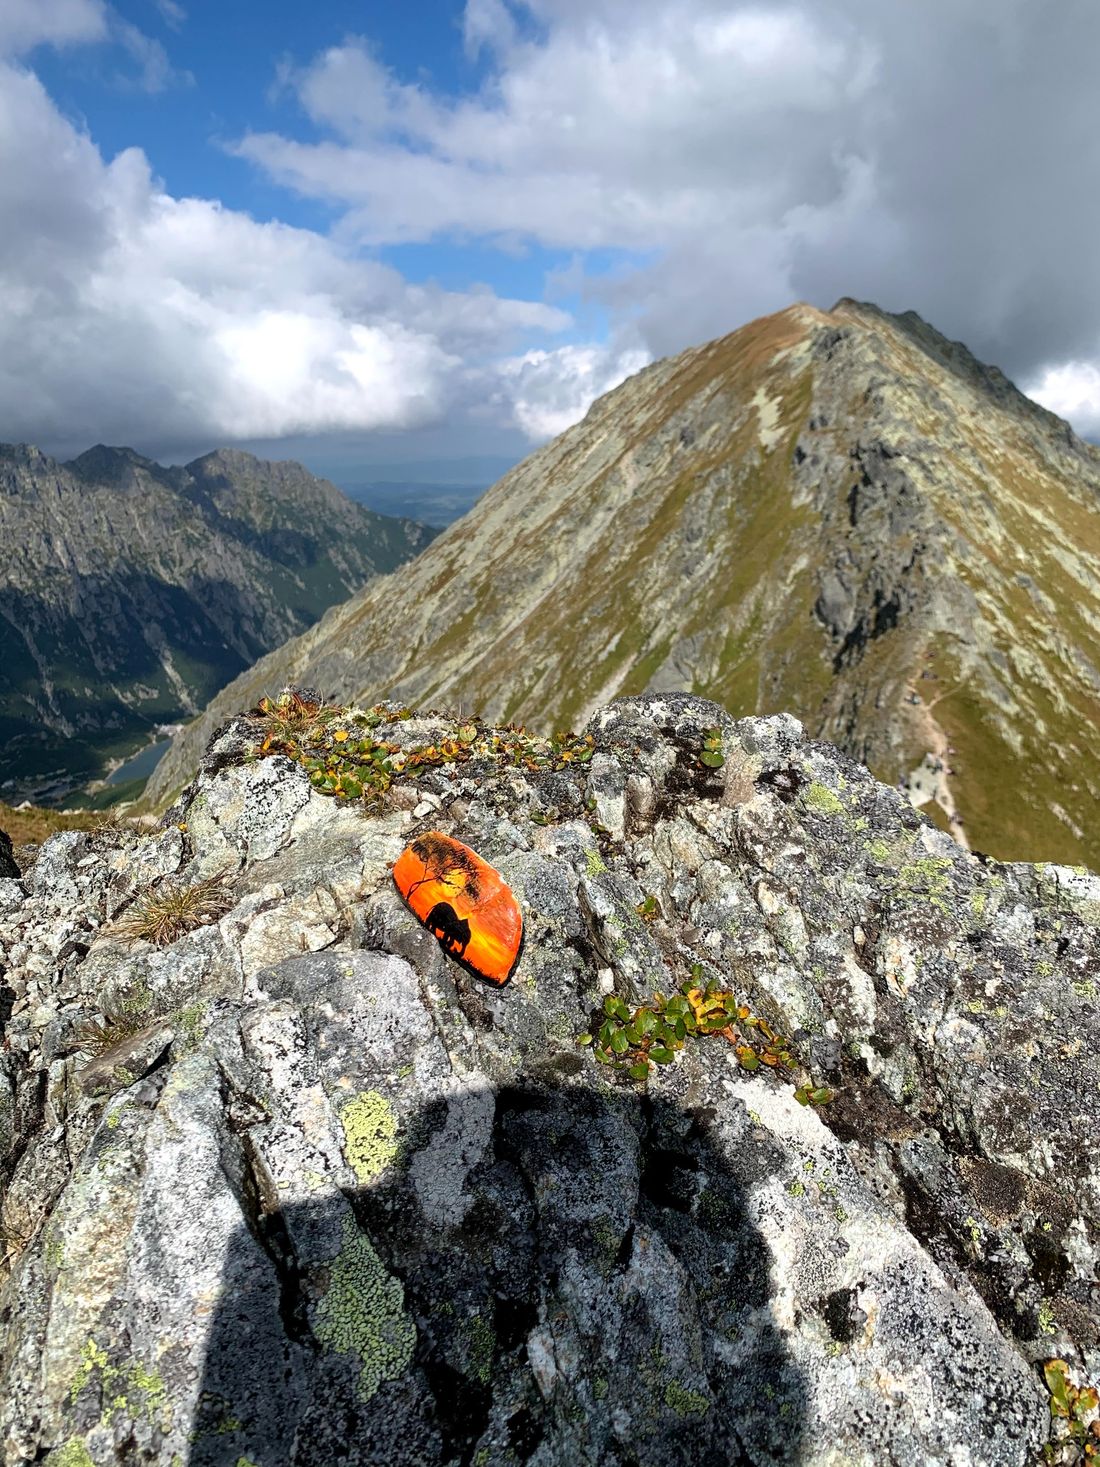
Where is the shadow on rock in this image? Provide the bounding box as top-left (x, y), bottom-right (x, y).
top-left (192, 1082), bottom-right (807, 1467)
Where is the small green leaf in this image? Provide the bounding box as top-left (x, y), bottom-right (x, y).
top-left (576, 1033), bottom-right (593, 1047)
top-left (628, 1061), bottom-right (650, 1081)
top-left (603, 995), bottom-right (630, 1020)
top-left (699, 751), bottom-right (725, 768)
top-left (649, 1046), bottom-right (675, 1065)
top-left (610, 1029), bottom-right (630, 1055)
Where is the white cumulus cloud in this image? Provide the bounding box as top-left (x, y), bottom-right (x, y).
top-left (498, 344), bottom-right (652, 440)
top-left (0, 58), bottom-right (572, 452)
top-left (1025, 362), bottom-right (1100, 438)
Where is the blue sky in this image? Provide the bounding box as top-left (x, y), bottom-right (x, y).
top-left (34, 1), bottom-right (563, 295)
top-left (2, 0), bottom-right (1100, 492)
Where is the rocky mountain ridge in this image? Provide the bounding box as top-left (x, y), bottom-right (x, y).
top-left (146, 299), bottom-right (1100, 868)
top-left (1, 692), bottom-right (1097, 1464)
top-left (0, 443), bottom-right (434, 805)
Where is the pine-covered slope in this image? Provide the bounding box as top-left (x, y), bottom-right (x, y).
top-left (0, 445), bottom-right (434, 802)
top-left (147, 301), bottom-right (1100, 865)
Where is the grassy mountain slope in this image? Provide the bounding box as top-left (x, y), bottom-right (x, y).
top-left (0, 445), bottom-right (434, 802)
top-left (146, 301), bottom-right (1100, 866)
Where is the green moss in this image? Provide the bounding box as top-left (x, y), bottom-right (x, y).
top-left (664, 1380), bottom-right (710, 1417)
top-left (804, 783), bottom-right (844, 817)
top-left (339, 1091), bottom-right (399, 1183)
top-left (314, 1216), bottom-right (415, 1400)
top-left (49, 1441), bottom-right (94, 1467)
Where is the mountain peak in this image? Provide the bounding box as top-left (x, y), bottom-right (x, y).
top-left (148, 300), bottom-right (1100, 867)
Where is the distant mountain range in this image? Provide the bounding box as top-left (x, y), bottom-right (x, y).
top-left (0, 444), bottom-right (434, 804)
top-left (339, 480), bottom-right (487, 527)
top-left (146, 300), bottom-right (1100, 867)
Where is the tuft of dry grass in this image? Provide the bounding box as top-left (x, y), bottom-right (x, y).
top-left (72, 1012), bottom-right (151, 1058)
top-left (111, 869), bottom-right (235, 947)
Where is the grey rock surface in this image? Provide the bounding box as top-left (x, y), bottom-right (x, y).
top-left (1, 693), bottom-right (1097, 1465)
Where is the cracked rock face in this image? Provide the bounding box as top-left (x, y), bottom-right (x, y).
top-left (2, 693), bottom-right (1098, 1465)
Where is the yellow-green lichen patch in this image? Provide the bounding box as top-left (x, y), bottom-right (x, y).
top-left (803, 783), bottom-right (844, 817)
top-left (173, 1001), bottom-right (207, 1053)
top-left (69, 1339), bottom-right (109, 1404)
top-left (461, 1312), bottom-right (495, 1385)
top-left (664, 1380), bottom-right (710, 1416)
top-left (49, 1441), bottom-right (95, 1467)
top-left (314, 1216), bottom-right (415, 1400)
top-left (68, 1337), bottom-right (168, 1427)
top-left (893, 857), bottom-right (953, 911)
top-left (45, 1229), bottom-right (64, 1271)
top-left (339, 1091), bottom-right (399, 1184)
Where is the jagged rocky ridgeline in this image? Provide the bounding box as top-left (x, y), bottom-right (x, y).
top-left (0, 443), bottom-right (434, 804)
top-left (146, 299), bottom-right (1100, 871)
top-left (1, 693), bottom-right (1098, 1465)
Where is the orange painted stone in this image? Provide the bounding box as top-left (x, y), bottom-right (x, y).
top-left (392, 831), bottom-right (523, 985)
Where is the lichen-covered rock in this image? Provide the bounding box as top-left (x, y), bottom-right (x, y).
top-left (1, 693), bottom-right (1097, 1465)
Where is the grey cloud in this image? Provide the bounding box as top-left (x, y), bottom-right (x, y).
top-left (235, 0), bottom-right (1100, 428)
